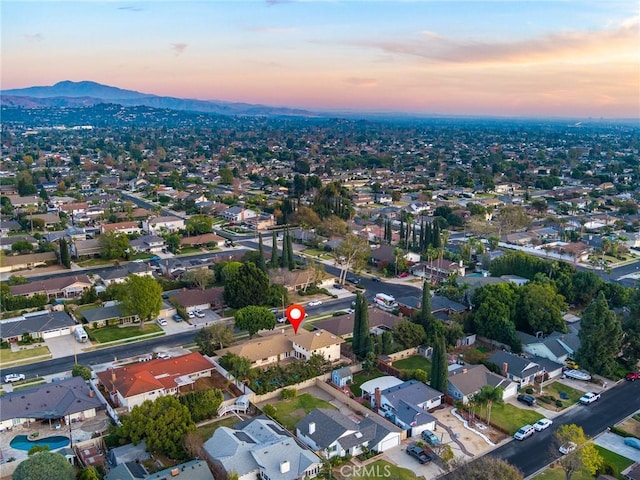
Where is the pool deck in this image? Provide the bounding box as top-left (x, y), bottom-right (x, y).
top-left (0, 412), bottom-right (110, 475)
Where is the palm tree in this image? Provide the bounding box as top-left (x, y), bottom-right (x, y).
top-left (476, 385), bottom-right (504, 430)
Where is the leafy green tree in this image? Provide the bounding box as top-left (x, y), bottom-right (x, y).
top-left (117, 275), bottom-right (163, 330)
top-left (196, 322), bottom-right (235, 355)
top-left (414, 369), bottom-right (428, 383)
top-left (446, 456), bottom-right (523, 480)
top-left (59, 238), bottom-right (71, 268)
top-left (223, 262), bottom-right (270, 308)
top-left (99, 231), bottom-right (130, 260)
top-left (363, 351), bottom-right (377, 372)
top-left (117, 396), bottom-right (195, 460)
top-left (472, 296), bottom-right (521, 351)
top-left (164, 233), bottom-right (181, 254)
top-left (77, 466), bottom-right (101, 480)
top-left (475, 385), bottom-right (503, 429)
top-left (186, 214), bottom-right (213, 235)
top-left (381, 331), bottom-right (393, 354)
top-left (352, 292), bottom-right (371, 359)
top-left (516, 282), bottom-right (567, 334)
top-left (235, 305), bottom-right (276, 337)
top-left (13, 451), bottom-right (74, 480)
top-left (554, 424), bottom-right (603, 480)
top-left (182, 267), bottom-right (214, 290)
top-left (220, 352), bottom-right (253, 390)
top-left (334, 233), bottom-right (371, 284)
top-left (430, 333), bottom-right (448, 393)
top-left (72, 364), bottom-right (92, 381)
top-left (392, 319), bottom-right (426, 349)
top-left (219, 166), bottom-right (234, 185)
top-left (576, 292), bottom-right (622, 377)
top-left (11, 240), bottom-right (34, 253)
top-left (571, 271), bottom-right (603, 306)
top-left (179, 389), bottom-right (224, 422)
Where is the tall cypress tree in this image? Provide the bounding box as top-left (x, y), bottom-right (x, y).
top-left (270, 231), bottom-right (279, 267)
top-left (352, 292), bottom-right (365, 358)
top-left (257, 233), bottom-right (267, 272)
top-left (286, 230), bottom-right (295, 270)
top-left (419, 281), bottom-right (434, 339)
top-left (280, 233), bottom-right (289, 269)
top-left (430, 333), bottom-right (448, 393)
top-left (59, 238), bottom-right (71, 268)
top-left (359, 295), bottom-right (372, 359)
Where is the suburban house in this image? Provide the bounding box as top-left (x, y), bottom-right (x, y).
top-left (70, 238), bottom-right (102, 258)
top-left (0, 219), bottom-right (21, 236)
top-left (167, 287), bottom-right (225, 313)
top-left (219, 206), bottom-right (258, 223)
top-left (142, 216), bottom-right (185, 234)
top-left (269, 268), bottom-right (320, 292)
top-left (105, 459), bottom-right (214, 480)
top-left (1, 235), bottom-right (39, 252)
top-left (411, 259), bottom-right (466, 280)
top-left (0, 310), bottom-right (79, 343)
top-left (98, 263), bottom-right (153, 286)
top-left (312, 309), bottom-right (403, 339)
top-left (203, 416), bottom-right (322, 480)
top-left (82, 304), bottom-right (139, 327)
top-left (517, 328), bottom-right (581, 364)
top-left (128, 235), bottom-right (165, 254)
top-left (447, 363), bottom-right (517, 404)
top-left (372, 379), bottom-right (442, 437)
top-left (60, 202), bottom-right (89, 216)
top-left (95, 352), bottom-right (215, 410)
top-left (296, 408), bottom-right (402, 458)
top-left (0, 376), bottom-right (104, 432)
top-left (9, 275), bottom-right (93, 299)
top-left (488, 351), bottom-right (545, 387)
top-left (395, 294), bottom-right (467, 320)
top-left (179, 233), bottom-right (226, 248)
top-left (100, 221), bottom-right (142, 235)
top-left (216, 329), bottom-right (344, 368)
top-left (0, 251), bottom-right (57, 274)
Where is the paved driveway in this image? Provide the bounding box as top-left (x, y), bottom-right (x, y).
top-left (594, 432), bottom-right (640, 462)
top-left (382, 440), bottom-right (443, 477)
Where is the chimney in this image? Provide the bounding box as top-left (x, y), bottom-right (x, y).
top-left (309, 422), bottom-right (316, 435)
top-left (280, 461), bottom-right (290, 474)
top-left (88, 389), bottom-right (94, 398)
top-left (502, 362), bottom-right (508, 377)
top-left (374, 387), bottom-right (382, 409)
top-left (111, 370), bottom-right (116, 383)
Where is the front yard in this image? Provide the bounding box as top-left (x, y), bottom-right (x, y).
top-left (535, 381), bottom-right (584, 409)
top-left (267, 393), bottom-right (337, 430)
top-left (473, 402), bottom-right (544, 435)
top-left (89, 323), bottom-right (163, 343)
top-left (534, 445), bottom-right (634, 480)
top-left (0, 345), bottom-right (51, 365)
top-left (333, 460), bottom-right (424, 480)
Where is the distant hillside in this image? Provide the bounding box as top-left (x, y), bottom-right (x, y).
top-left (0, 80), bottom-right (317, 117)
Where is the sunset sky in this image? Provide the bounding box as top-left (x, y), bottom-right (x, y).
top-left (2, 1), bottom-right (639, 118)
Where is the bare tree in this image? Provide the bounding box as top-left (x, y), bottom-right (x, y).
top-left (334, 233), bottom-right (371, 284)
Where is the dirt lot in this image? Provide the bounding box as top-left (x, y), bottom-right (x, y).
top-left (618, 416), bottom-right (640, 437)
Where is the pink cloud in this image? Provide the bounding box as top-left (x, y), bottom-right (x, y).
top-left (171, 43), bottom-right (188, 56)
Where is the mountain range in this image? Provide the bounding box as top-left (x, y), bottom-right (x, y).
top-left (0, 80), bottom-right (316, 117)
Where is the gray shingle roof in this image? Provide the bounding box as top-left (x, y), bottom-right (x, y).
top-left (488, 351), bottom-right (542, 378)
top-left (1, 310), bottom-right (76, 339)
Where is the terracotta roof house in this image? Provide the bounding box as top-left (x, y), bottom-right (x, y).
top-left (167, 287), bottom-right (225, 312)
top-left (296, 408), bottom-right (402, 458)
top-left (180, 233), bottom-right (226, 248)
top-left (9, 274), bottom-right (92, 299)
top-left (216, 329), bottom-right (343, 368)
top-left (0, 376), bottom-right (104, 432)
top-left (100, 221), bottom-right (141, 235)
top-left (203, 416), bottom-right (322, 480)
top-left (95, 352), bottom-right (215, 410)
top-left (447, 364), bottom-right (517, 404)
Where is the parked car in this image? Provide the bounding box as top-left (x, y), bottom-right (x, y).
top-left (172, 314), bottom-right (183, 322)
top-left (346, 277), bottom-right (360, 284)
top-left (517, 394), bottom-right (537, 406)
top-left (565, 359), bottom-right (580, 370)
top-left (579, 392), bottom-right (600, 405)
top-left (421, 430), bottom-right (440, 445)
top-left (514, 425), bottom-right (535, 441)
top-left (564, 369), bottom-right (592, 381)
top-left (624, 437), bottom-right (640, 450)
top-left (533, 418), bottom-right (553, 431)
top-left (308, 300), bottom-right (322, 307)
top-left (188, 311), bottom-right (195, 319)
top-left (406, 444), bottom-right (431, 464)
top-left (333, 283), bottom-right (343, 289)
top-left (345, 308), bottom-right (355, 314)
top-left (4, 373), bottom-right (25, 383)
top-left (372, 276), bottom-right (382, 282)
top-left (626, 371), bottom-right (640, 381)
top-left (397, 271), bottom-right (410, 278)
top-left (559, 442), bottom-right (577, 455)
top-left (156, 352), bottom-right (171, 359)
top-left (195, 310), bottom-right (206, 318)
top-left (156, 318), bottom-right (168, 326)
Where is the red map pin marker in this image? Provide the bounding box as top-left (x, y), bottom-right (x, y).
top-left (285, 304), bottom-right (306, 334)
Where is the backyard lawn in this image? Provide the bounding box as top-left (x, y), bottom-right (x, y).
top-left (195, 416), bottom-right (239, 442)
top-left (350, 370), bottom-right (387, 397)
top-left (89, 324), bottom-right (163, 343)
top-left (341, 460), bottom-right (425, 480)
top-left (0, 345), bottom-right (51, 365)
top-left (269, 393), bottom-right (337, 430)
top-left (393, 355), bottom-right (432, 376)
top-left (475, 402), bottom-right (544, 435)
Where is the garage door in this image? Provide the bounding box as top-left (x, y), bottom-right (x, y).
top-left (378, 434), bottom-right (400, 452)
top-left (42, 328), bottom-right (71, 339)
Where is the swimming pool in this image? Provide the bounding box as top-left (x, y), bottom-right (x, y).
top-left (10, 435), bottom-right (70, 451)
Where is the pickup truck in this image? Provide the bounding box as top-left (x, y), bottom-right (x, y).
top-left (406, 444), bottom-right (431, 464)
top-left (579, 392), bottom-right (600, 404)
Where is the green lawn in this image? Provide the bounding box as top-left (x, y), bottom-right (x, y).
top-left (476, 402), bottom-right (544, 435)
top-left (195, 416), bottom-right (239, 442)
top-left (89, 324), bottom-right (163, 343)
top-left (76, 258), bottom-right (117, 267)
top-left (345, 460), bottom-right (424, 480)
top-left (0, 345), bottom-right (51, 365)
top-left (393, 355), bottom-right (432, 376)
top-left (534, 445), bottom-right (633, 480)
top-left (269, 393), bottom-right (337, 430)
top-left (538, 382), bottom-right (584, 408)
top-left (350, 370), bottom-right (387, 397)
